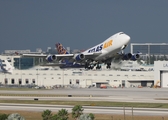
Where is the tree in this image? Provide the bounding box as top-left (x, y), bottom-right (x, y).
top-left (72, 105), bottom-right (84, 120)
top-left (79, 113), bottom-right (95, 120)
top-left (7, 113), bottom-right (25, 120)
top-left (42, 109), bottom-right (53, 120)
top-left (146, 56), bottom-right (150, 65)
top-left (51, 114), bottom-right (59, 120)
top-left (88, 113), bottom-right (95, 120)
top-left (57, 109), bottom-right (68, 120)
top-left (0, 114), bottom-right (8, 120)
top-left (163, 55), bottom-right (167, 60)
top-left (137, 57), bottom-right (143, 65)
top-left (160, 56), bottom-right (164, 61)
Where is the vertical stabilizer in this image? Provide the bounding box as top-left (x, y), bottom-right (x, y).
top-left (4, 60), bottom-right (14, 74)
top-left (55, 43), bottom-right (69, 54)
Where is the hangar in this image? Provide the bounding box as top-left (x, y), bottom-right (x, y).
top-left (0, 55), bottom-right (155, 88)
top-left (154, 61), bottom-right (168, 88)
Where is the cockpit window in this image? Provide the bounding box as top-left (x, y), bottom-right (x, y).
top-left (119, 32), bottom-right (124, 35)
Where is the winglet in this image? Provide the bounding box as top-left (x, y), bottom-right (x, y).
top-left (55, 43), bottom-right (69, 54)
top-left (137, 51), bottom-right (142, 54)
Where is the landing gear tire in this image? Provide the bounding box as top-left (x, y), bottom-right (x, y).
top-left (85, 63), bottom-right (94, 70)
top-left (85, 62), bottom-right (89, 69)
top-left (96, 64), bottom-right (101, 69)
top-left (106, 63), bottom-right (111, 69)
top-left (88, 65), bottom-right (94, 70)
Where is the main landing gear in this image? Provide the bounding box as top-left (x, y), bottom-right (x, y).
top-left (106, 63), bottom-right (111, 69)
top-left (96, 63), bottom-right (101, 69)
top-left (85, 62), bottom-right (94, 69)
top-left (85, 62), bottom-right (101, 70)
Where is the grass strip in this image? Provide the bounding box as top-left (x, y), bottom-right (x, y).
top-left (0, 100), bottom-right (168, 108)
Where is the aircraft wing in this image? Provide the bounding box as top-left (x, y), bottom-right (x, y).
top-left (110, 51), bottom-right (141, 61)
top-left (22, 53), bottom-right (74, 58)
top-left (40, 62), bottom-right (66, 66)
top-left (22, 54), bottom-right (74, 60)
top-left (82, 52), bottom-right (102, 59)
top-left (22, 54), bottom-right (48, 57)
top-left (22, 52), bottom-right (102, 62)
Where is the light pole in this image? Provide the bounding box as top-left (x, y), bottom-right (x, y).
top-left (36, 69), bottom-right (38, 86)
top-left (62, 69), bottom-right (64, 87)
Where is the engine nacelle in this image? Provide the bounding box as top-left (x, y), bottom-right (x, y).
top-left (46, 55), bottom-right (57, 62)
top-left (74, 54), bottom-right (85, 61)
top-left (130, 54), bottom-right (140, 61)
top-left (122, 53), bottom-right (132, 60)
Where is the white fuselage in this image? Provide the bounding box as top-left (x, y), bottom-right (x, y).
top-left (82, 32), bottom-right (130, 61)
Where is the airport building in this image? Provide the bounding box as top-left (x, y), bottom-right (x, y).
top-left (130, 43), bottom-right (168, 55)
top-left (154, 61), bottom-right (168, 88)
top-left (0, 55), bottom-right (154, 88)
top-left (1, 52), bottom-right (168, 88)
top-left (130, 43), bottom-right (168, 62)
top-left (0, 69), bottom-right (154, 88)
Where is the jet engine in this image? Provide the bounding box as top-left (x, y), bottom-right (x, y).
top-left (46, 55), bottom-right (57, 62)
top-left (122, 53), bottom-right (132, 60)
top-left (74, 54), bottom-right (85, 61)
top-left (130, 54), bottom-right (140, 61)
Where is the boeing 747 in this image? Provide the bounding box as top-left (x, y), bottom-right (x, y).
top-left (22, 32), bottom-right (141, 69)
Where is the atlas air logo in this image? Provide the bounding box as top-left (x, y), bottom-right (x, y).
top-left (88, 40), bottom-right (113, 53)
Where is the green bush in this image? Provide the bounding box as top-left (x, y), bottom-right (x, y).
top-left (0, 114), bottom-right (8, 120)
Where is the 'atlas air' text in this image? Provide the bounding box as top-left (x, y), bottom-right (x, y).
top-left (88, 40), bottom-right (113, 53)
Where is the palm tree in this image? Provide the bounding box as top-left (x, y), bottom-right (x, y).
top-left (51, 114), bottom-right (59, 120)
top-left (72, 105), bottom-right (84, 120)
top-left (88, 113), bottom-right (95, 120)
top-left (42, 109), bottom-right (53, 120)
top-left (57, 109), bottom-right (69, 120)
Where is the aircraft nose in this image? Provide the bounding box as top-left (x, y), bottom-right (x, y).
top-left (124, 34), bottom-right (130, 44)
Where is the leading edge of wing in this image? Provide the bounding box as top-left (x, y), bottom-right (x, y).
top-left (22, 52), bottom-right (102, 58)
top-left (22, 53), bottom-right (74, 58)
top-left (22, 54), bottom-right (48, 57)
top-left (55, 52), bottom-right (102, 59)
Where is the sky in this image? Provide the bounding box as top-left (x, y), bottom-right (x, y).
top-left (0, 0), bottom-right (168, 53)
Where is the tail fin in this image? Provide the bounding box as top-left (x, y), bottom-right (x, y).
top-left (55, 43), bottom-right (69, 54)
top-left (4, 60), bottom-right (14, 73)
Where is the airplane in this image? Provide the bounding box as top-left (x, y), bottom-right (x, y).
top-left (39, 44), bottom-right (85, 69)
top-left (22, 32), bottom-right (141, 69)
top-left (40, 60), bottom-right (85, 69)
top-left (54, 43), bottom-right (85, 68)
top-left (0, 59), bottom-right (14, 74)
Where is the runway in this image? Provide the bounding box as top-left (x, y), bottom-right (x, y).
top-left (0, 88), bottom-right (168, 103)
top-left (0, 88), bottom-right (168, 115)
top-left (0, 103), bottom-right (167, 116)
